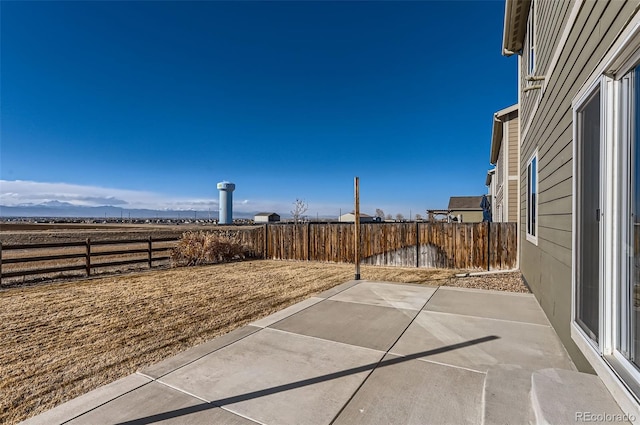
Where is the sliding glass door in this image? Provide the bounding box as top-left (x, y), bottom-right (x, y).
top-left (576, 88), bottom-right (601, 343)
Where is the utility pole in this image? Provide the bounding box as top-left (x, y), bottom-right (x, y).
top-left (354, 177), bottom-right (361, 280)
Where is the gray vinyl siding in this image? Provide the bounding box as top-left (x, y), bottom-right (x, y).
top-left (520, 0), bottom-right (574, 132)
top-left (508, 115), bottom-right (519, 177)
top-left (519, 0), bottom-right (640, 372)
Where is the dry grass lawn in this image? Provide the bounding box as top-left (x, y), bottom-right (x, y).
top-left (0, 260), bottom-right (524, 424)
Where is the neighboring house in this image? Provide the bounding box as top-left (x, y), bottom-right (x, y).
top-left (447, 196), bottom-right (484, 223)
top-left (503, 0), bottom-right (640, 416)
top-left (489, 104), bottom-right (519, 222)
top-left (339, 212), bottom-right (375, 223)
top-left (254, 212), bottom-right (280, 223)
top-left (485, 168), bottom-right (497, 220)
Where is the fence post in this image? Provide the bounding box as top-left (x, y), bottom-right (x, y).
top-left (264, 224), bottom-right (268, 259)
top-left (0, 241), bottom-right (3, 285)
top-left (86, 238), bottom-right (91, 276)
top-left (148, 236), bottom-right (153, 268)
top-left (487, 222), bottom-right (491, 271)
top-left (416, 221), bottom-right (420, 267)
top-left (306, 222), bottom-right (311, 261)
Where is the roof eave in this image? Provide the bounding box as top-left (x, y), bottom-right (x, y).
top-left (490, 115), bottom-right (503, 164)
top-left (502, 0), bottom-right (532, 56)
top-left (486, 168), bottom-right (496, 186)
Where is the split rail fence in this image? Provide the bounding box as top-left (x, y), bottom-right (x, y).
top-left (0, 222), bottom-right (517, 284)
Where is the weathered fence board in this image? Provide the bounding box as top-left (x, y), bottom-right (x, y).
top-left (265, 222), bottom-right (517, 270)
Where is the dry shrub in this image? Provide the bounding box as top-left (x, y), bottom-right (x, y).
top-left (171, 231), bottom-right (251, 266)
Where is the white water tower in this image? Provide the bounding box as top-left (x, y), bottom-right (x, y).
top-left (217, 181), bottom-right (235, 224)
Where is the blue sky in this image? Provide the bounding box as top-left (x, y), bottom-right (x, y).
top-left (1, 1), bottom-right (517, 218)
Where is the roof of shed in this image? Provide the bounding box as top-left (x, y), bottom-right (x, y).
top-left (448, 196), bottom-right (484, 210)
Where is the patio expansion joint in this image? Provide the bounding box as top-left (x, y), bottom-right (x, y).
top-left (138, 326), bottom-right (262, 380)
top-left (398, 356), bottom-right (488, 375)
top-left (326, 296), bottom-right (425, 311)
top-left (149, 379), bottom-right (265, 425)
top-left (328, 285), bottom-right (441, 425)
top-left (58, 379), bottom-right (155, 425)
top-left (423, 309), bottom-right (553, 328)
top-left (153, 379), bottom-right (212, 404)
top-left (263, 326), bottom-right (388, 356)
top-left (218, 406), bottom-right (266, 425)
top-left (259, 298), bottom-right (329, 329)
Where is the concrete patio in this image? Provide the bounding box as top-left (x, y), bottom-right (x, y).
top-left (21, 280), bottom-right (629, 424)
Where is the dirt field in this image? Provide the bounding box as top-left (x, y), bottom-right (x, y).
top-left (0, 260), bottom-right (527, 424)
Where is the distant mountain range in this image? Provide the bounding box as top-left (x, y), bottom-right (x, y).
top-left (0, 201), bottom-right (257, 219)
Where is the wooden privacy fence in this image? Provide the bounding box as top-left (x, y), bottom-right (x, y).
top-left (264, 222), bottom-right (517, 270)
top-left (0, 223), bottom-right (516, 284)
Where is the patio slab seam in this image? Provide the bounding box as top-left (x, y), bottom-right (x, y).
top-left (138, 325), bottom-right (262, 380)
top-left (252, 280), bottom-right (371, 330)
top-left (263, 326), bottom-right (389, 356)
top-left (59, 378), bottom-right (154, 425)
top-left (151, 378), bottom-right (211, 403)
top-left (395, 356), bottom-right (488, 375)
top-left (422, 308), bottom-right (554, 328)
top-left (328, 286), bottom-right (442, 424)
top-left (217, 407), bottom-right (266, 425)
top-left (250, 297), bottom-right (326, 328)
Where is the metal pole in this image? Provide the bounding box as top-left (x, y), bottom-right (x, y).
top-left (354, 177), bottom-right (361, 280)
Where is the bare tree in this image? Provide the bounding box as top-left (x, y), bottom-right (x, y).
top-left (385, 213), bottom-right (393, 221)
top-left (415, 213), bottom-right (423, 221)
top-left (291, 198), bottom-right (308, 224)
top-left (375, 208), bottom-right (385, 218)
top-left (395, 213), bottom-right (404, 222)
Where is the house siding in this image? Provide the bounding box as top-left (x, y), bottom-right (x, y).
top-left (450, 210), bottom-right (483, 223)
top-left (508, 181), bottom-right (518, 223)
top-left (508, 113), bottom-right (519, 177)
top-left (520, 0), bottom-right (574, 137)
top-left (519, 0), bottom-right (640, 372)
top-left (508, 111), bottom-right (519, 223)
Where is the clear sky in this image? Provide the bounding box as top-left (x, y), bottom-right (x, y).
top-left (1, 0), bottom-right (517, 218)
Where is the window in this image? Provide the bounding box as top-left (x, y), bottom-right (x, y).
top-left (527, 0), bottom-right (536, 74)
top-left (526, 152), bottom-right (538, 242)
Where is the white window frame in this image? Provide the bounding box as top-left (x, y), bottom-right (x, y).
top-left (572, 77), bottom-right (606, 350)
top-left (526, 149), bottom-right (538, 244)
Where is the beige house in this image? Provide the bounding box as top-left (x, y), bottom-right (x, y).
top-left (489, 104), bottom-right (519, 222)
top-left (503, 0), bottom-right (640, 417)
top-left (338, 212), bottom-right (375, 223)
top-left (254, 212), bottom-right (280, 223)
top-left (485, 169), bottom-right (496, 219)
top-left (447, 196), bottom-right (484, 223)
